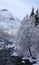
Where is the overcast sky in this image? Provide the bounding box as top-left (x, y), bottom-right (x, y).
top-left (0, 0), bottom-right (39, 19)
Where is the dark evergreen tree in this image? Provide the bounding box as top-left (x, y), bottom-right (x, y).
top-left (36, 9), bottom-right (38, 15)
top-left (35, 9), bottom-right (39, 26)
top-left (30, 7), bottom-right (34, 16)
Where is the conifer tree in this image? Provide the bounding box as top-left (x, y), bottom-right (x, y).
top-left (35, 9), bottom-right (39, 25)
top-left (30, 7), bottom-right (34, 16)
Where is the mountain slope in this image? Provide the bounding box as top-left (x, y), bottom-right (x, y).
top-left (0, 9), bottom-right (21, 50)
top-left (0, 9), bottom-right (21, 35)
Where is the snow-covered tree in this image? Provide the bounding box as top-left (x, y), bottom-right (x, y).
top-left (13, 16), bottom-right (39, 59)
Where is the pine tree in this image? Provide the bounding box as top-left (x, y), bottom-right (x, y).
top-left (30, 7), bottom-right (34, 16)
top-left (36, 9), bottom-right (38, 15)
top-left (35, 9), bottom-right (39, 26)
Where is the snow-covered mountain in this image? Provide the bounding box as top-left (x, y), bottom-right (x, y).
top-left (0, 9), bottom-right (21, 35)
top-left (0, 9), bottom-right (21, 50)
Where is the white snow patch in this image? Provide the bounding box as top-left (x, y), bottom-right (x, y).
top-left (5, 44), bottom-right (15, 48)
top-left (11, 52), bottom-right (18, 56)
top-left (22, 60), bottom-right (25, 63)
